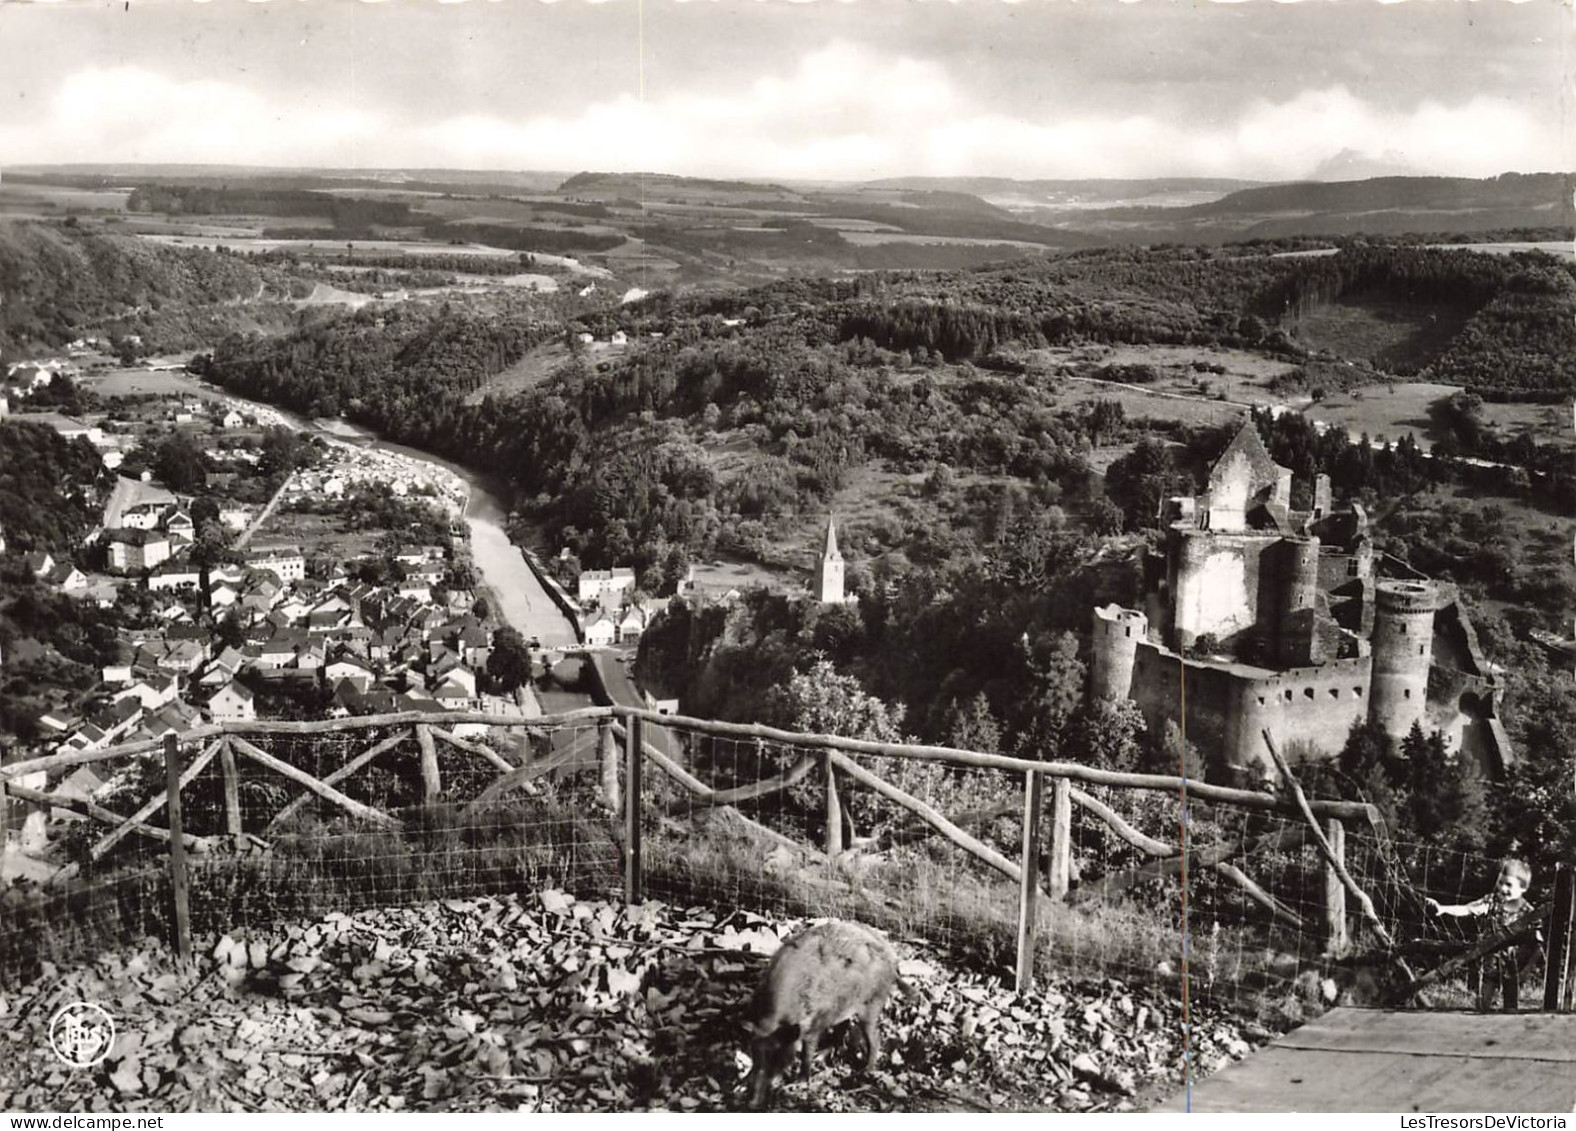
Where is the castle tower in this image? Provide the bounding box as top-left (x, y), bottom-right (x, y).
top-left (813, 514), bottom-right (846, 604)
top-left (1369, 580), bottom-right (1449, 738)
top-left (1275, 536), bottom-right (1322, 667)
top-left (1091, 604), bottom-right (1148, 702)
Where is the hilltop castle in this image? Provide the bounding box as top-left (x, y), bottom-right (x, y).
top-left (1090, 422), bottom-right (1510, 783)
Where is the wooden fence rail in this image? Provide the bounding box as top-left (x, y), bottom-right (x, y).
top-left (11, 705), bottom-right (1499, 1000)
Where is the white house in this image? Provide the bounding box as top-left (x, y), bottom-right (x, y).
top-left (221, 410), bottom-right (244, 429)
top-left (208, 679), bottom-right (256, 722)
top-left (108, 528), bottom-right (171, 573)
top-left (149, 560), bottom-right (202, 592)
top-left (577, 567), bottom-right (637, 606)
top-left (583, 611), bottom-right (617, 647)
top-left (243, 545), bottom-right (305, 583)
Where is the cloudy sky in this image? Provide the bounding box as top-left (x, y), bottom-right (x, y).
top-left (0, 0), bottom-right (1567, 182)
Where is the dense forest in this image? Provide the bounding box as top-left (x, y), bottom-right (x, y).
top-left (0, 225), bottom-right (295, 356)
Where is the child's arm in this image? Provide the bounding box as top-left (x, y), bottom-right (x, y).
top-left (1426, 895), bottom-right (1491, 918)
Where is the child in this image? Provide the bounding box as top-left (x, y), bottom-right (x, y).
top-left (1426, 858), bottom-right (1541, 1012)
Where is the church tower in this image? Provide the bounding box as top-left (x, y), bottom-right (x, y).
top-left (813, 514), bottom-right (846, 604)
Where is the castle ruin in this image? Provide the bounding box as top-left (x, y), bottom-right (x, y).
top-left (1091, 422), bottom-right (1511, 783)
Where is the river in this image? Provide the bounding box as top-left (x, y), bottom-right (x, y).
top-left (91, 365), bottom-right (580, 648)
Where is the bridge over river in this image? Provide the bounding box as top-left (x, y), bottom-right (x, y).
top-left (1156, 1008), bottom-right (1576, 1112)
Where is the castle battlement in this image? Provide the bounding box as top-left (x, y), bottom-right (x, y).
top-left (1091, 420), bottom-right (1507, 782)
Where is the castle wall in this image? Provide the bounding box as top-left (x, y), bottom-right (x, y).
top-left (1169, 528), bottom-right (1280, 649)
top-left (1129, 643), bottom-right (1371, 783)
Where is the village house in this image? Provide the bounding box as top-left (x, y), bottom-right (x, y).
top-left (207, 679), bottom-right (256, 723)
top-left (583, 611), bottom-right (617, 647)
top-left (148, 558), bottom-right (202, 592)
top-left (43, 562), bottom-right (88, 591)
top-left (221, 410), bottom-right (245, 429)
top-left (578, 567), bottom-right (637, 607)
top-left (108, 528), bottom-right (171, 573)
top-left (24, 550), bottom-right (55, 579)
top-left (113, 673), bottom-right (179, 711)
top-left (243, 545), bottom-right (305, 583)
top-left (121, 502), bottom-right (168, 531)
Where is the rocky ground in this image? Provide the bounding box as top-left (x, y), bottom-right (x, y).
top-left (0, 891), bottom-right (1277, 1113)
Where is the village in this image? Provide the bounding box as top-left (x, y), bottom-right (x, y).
top-left (0, 361), bottom-right (540, 862)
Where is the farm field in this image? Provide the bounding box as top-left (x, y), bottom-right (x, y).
top-left (1303, 382), bottom-right (1452, 447)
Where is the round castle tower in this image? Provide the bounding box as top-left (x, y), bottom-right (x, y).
top-left (1368, 580), bottom-right (1448, 737)
top-left (1276, 536), bottom-right (1322, 666)
top-left (1091, 604), bottom-right (1148, 702)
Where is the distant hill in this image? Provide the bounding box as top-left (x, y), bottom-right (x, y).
top-left (1306, 149), bottom-right (1425, 182)
top-left (862, 176), bottom-right (1259, 210)
top-left (557, 171), bottom-right (810, 204)
top-left (1042, 172), bottom-right (1574, 243)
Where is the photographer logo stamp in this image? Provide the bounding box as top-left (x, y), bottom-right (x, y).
top-left (49, 1002), bottom-right (115, 1069)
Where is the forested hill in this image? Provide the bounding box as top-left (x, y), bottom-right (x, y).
top-left (0, 223), bottom-right (297, 357)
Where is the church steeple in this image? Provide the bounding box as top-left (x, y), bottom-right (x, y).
top-left (813, 514), bottom-right (846, 604)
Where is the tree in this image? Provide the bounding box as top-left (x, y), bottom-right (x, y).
top-left (1063, 697), bottom-right (1146, 772)
top-left (1008, 631), bottom-right (1085, 760)
top-left (485, 626), bottom-right (532, 693)
top-left (153, 432), bottom-right (208, 494)
top-left (942, 691), bottom-right (1002, 756)
top-left (1104, 437), bottom-right (1189, 531)
top-left (767, 657), bottom-right (904, 742)
top-left (1400, 722), bottom-right (1487, 852)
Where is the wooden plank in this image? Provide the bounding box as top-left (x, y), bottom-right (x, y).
top-left (1047, 776), bottom-right (1071, 899)
top-left (598, 722), bottom-right (620, 814)
top-left (824, 751), bottom-right (843, 858)
top-left (1155, 1009), bottom-right (1576, 1113)
top-left (1544, 863), bottom-right (1575, 1011)
top-left (229, 735), bottom-right (400, 830)
top-left (1274, 1009), bottom-right (1576, 1060)
top-left (624, 714), bottom-right (643, 903)
top-left (427, 727), bottom-right (515, 773)
top-left (831, 751), bottom-right (1024, 887)
top-left (164, 735), bottom-right (192, 963)
top-left (1324, 816), bottom-right (1348, 956)
top-left (266, 728), bottom-right (412, 832)
top-left (90, 738), bottom-right (224, 861)
top-left (416, 724), bottom-right (441, 800)
top-left (4, 782), bottom-right (207, 850)
top-left (1015, 769), bottom-right (1045, 994)
top-left (219, 737), bottom-right (242, 838)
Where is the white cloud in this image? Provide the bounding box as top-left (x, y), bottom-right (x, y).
top-left (1, 66), bottom-right (384, 166)
top-left (2, 50), bottom-right (1562, 180)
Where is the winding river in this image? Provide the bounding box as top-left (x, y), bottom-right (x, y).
top-left (91, 366), bottom-right (579, 648)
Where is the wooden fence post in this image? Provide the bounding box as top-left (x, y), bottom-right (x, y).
top-left (163, 734), bottom-right (192, 963)
top-left (1543, 863), bottom-right (1576, 1011)
top-left (623, 714), bottom-right (643, 904)
top-left (824, 751), bottom-right (843, 858)
top-left (1323, 817), bottom-right (1348, 956)
top-left (219, 736), bottom-right (243, 840)
top-left (1016, 768), bottom-right (1046, 994)
top-left (1048, 777), bottom-right (1072, 899)
top-left (416, 723), bottom-right (441, 800)
top-left (599, 721), bottom-right (621, 815)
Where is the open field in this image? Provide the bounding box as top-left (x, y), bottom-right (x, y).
top-left (1304, 381), bottom-right (1450, 447)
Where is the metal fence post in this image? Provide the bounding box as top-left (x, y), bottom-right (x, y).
top-left (1544, 863), bottom-right (1576, 1011)
top-left (623, 714), bottom-right (643, 903)
top-left (1016, 768), bottom-right (1046, 994)
top-left (164, 734), bottom-right (192, 963)
top-left (1323, 817), bottom-right (1349, 956)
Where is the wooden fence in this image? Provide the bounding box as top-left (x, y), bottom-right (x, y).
top-left (3, 707), bottom-right (1571, 1004)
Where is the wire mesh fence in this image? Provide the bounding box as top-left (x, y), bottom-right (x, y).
top-left (2, 708), bottom-right (1567, 1018)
